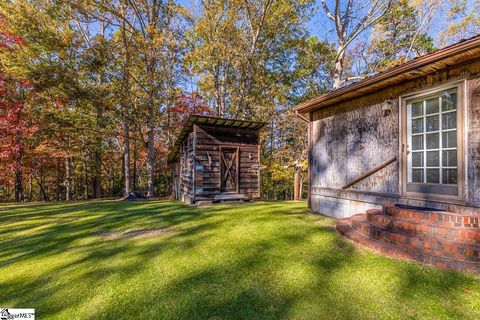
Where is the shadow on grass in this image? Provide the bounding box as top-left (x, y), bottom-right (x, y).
top-left (0, 200), bottom-right (479, 319)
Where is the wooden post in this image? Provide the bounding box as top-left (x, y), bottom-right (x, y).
top-left (65, 156), bottom-right (72, 201)
top-left (294, 164), bottom-right (301, 200)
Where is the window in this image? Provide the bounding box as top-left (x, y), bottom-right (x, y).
top-left (403, 83), bottom-right (464, 199)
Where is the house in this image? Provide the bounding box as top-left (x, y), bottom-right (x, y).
top-left (168, 115), bottom-right (265, 205)
top-left (295, 36), bottom-right (480, 272)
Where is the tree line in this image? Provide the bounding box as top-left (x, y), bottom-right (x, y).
top-left (0, 0), bottom-right (477, 202)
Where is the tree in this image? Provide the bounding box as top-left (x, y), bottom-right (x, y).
top-left (187, 0), bottom-right (317, 119)
top-left (165, 92), bottom-right (214, 146)
top-left (361, 0), bottom-right (435, 74)
top-left (442, 0), bottom-right (480, 44)
top-left (0, 73), bottom-right (36, 202)
top-left (320, 0), bottom-right (392, 89)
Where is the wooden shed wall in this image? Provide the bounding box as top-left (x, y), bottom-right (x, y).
top-left (194, 125), bottom-right (261, 200)
top-left (309, 59), bottom-right (480, 217)
top-left (177, 131), bottom-right (195, 203)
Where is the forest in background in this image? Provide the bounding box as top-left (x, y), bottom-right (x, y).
top-left (0, 0), bottom-right (478, 202)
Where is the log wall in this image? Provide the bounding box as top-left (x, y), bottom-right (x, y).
top-left (172, 124), bottom-right (261, 203)
top-left (177, 131), bottom-right (195, 203)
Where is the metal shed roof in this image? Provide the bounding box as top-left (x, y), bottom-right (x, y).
top-left (167, 115), bottom-right (266, 163)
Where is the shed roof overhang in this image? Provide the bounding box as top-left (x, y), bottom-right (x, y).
top-left (295, 35), bottom-right (480, 115)
top-left (167, 115), bottom-right (266, 163)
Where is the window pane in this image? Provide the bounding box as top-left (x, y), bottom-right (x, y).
top-left (442, 111), bottom-right (456, 130)
top-left (426, 115), bottom-right (439, 132)
top-left (412, 169), bottom-right (424, 183)
top-left (426, 169), bottom-right (440, 183)
top-left (442, 131), bottom-right (457, 148)
top-left (412, 135), bottom-right (423, 150)
top-left (412, 101), bottom-right (423, 117)
top-left (442, 91), bottom-right (457, 111)
top-left (412, 152), bottom-right (423, 167)
top-left (426, 98), bottom-right (439, 114)
top-left (412, 118), bottom-right (424, 134)
top-left (442, 169), bottom-right (457, 184)
top-left (426, 133), bottom-right (439, 149)
top-left (442, 150), bottom-right (457, 167)
top-left (426, 151), bottom-right (439, 167)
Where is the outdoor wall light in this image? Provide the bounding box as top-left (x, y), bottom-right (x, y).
top-left (382, 99), bottom-right (394, 117)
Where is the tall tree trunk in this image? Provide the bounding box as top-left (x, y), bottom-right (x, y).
top-left (146, 116), bottom-right (155, 197)
top-left (28, 174), bottom-right (33, 202)
top-left (293, 164), bottom-right (301, 200)
top-left (124, 122), bottom-right (131, 196)
top-left (145, 41), bottom-right (156, 198)
top-left (333, 44), bottom-right (346, 89)
top-left (14, 150), bottom-right (23, 202)
top-left (121, 12), bottom-right (132, 197)
top-left (34, 170), bottom-right (49, 202)
top-left (93, 75), bottom-right (104, 199)
top-left (93, 151), bottom-right (102, 198)
top-left (133, 143), bottom-right (138, 191)
top-left (110, 166), bottom-right (115, 197)
top-left (65, 156), bottom-right (72, 201)
top-left (55, 158), bottom-right (62, 201)
top-left (146, 92), bottom-right (155, 197)
top-left (93, 120), bottom-right (102, 198)
top-left (83, 155), bottom-right (88, 200)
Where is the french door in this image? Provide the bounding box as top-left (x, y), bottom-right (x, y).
top-left (403, 83), bottom-right (464, 199)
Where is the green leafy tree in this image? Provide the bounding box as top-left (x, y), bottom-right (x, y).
top-left (366, 0), bottom-right (435, 73)
top-left (442, 0), bottom-right (480, 44)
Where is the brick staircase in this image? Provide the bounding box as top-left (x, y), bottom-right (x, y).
top-left (336, 205), bottom-right (480, 272)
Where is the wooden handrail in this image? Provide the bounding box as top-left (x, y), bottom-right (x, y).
top-left (342, 156), bottom-right (398, 189)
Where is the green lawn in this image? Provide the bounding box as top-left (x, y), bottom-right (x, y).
top-left (1, 200), bottom-right (479, 319)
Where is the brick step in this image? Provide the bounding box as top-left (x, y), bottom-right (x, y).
top-left (337, 219), bottom-right (480, 273)
top-left (350, 214), bottom-right (480, 263)
top-left (383, 206), bottom-right (480, 228)
top-left (366, 211), bottom-right (480, 245)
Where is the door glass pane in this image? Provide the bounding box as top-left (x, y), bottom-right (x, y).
top-left (412, 135), bottom-right (423, 150)
top-left (426, 151), bottom-right (439, 167)
top-left (442, 169), bottom-right (457, 184)
top-left (442, 131), bottom-right (457, 148)
top-left (442, 150), bottom-right (457, 167)
top-left (442, 111), bottom-right (456, 130)
top-left (426, 98), bottom-right (439, 114)
top-left (412, 102), bottom-right (423, 117)
top-left (412, 152), bottom-right (423, 167)
top-left (442, 91), bottom-right (457, 111)
top-left (426, 133), bottom-right (439, 149)
top-left (412, 118), bottom-right (424, 134)
top-left (426, 169), bottom-right (440, 183)
top-left (426, 115), bottom-right (439, 132)
top-left (412, 169), bottom-right (424, 183)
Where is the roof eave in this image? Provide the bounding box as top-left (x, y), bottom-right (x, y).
top-left (295, 35), bottom-right (480, 114)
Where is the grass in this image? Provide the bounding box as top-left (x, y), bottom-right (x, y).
top-left (0, 200), bottom-right (479, 319)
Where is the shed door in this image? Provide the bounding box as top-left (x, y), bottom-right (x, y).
top-left (220, 147), bottom-right (239, 193)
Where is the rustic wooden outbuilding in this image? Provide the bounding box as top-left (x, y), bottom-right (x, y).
top-left (295, 36), bottom-right (480, 272)
top-left (168, 115), bottom-right (265, 205)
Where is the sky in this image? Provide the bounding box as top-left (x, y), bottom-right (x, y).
top-left (176, 0), bottom-right (454, 48)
